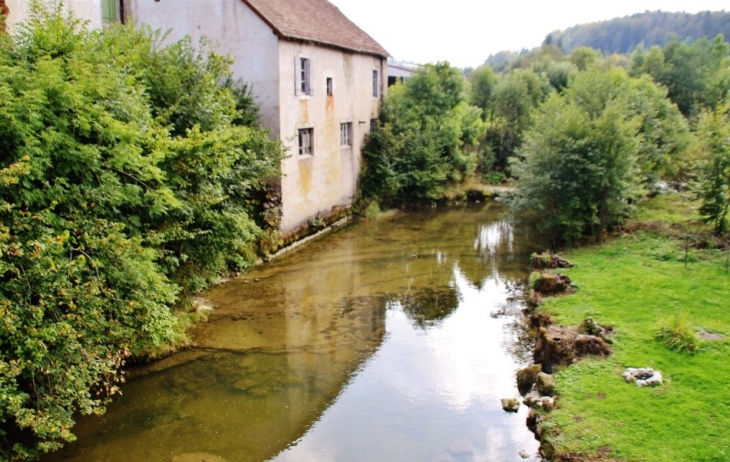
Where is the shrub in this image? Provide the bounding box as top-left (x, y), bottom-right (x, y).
top-left (360, 63), bottom-right (486, 205)
top-left (0, 8), bottom-right (283, 460)
top-left (656, 312), bottom-right (700, 353)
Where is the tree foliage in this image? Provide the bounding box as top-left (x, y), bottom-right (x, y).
top-left (693, 102), bottom-right (730, 234)
top-left (360, 62), bottom-right (485, 205)
top-left (510, 68), bottom-right (689, 245)
top-left (0, 8), bottom-right (283, 460)
top-left (631, 35), bottom-right (730, 116)
top-left (479, 68), bottom-right (552, 176)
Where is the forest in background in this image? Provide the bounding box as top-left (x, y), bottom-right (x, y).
top-left (485, 10), bottom-right (730, 70)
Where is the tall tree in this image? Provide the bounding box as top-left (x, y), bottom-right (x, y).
top-left (694, 102), bottom-right (730, 234)
top-left (361, 63), bottom-right (486, 204)
top-left (510, 67), bottom-right (686, 245)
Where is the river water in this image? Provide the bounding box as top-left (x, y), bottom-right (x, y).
top-left (45, 202), bottom-right (544, 462)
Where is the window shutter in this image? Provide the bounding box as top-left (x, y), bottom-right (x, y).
top-left (304, 59), bottom-right (312, 95)
top-left (295, 57), bottom-right (302, 96)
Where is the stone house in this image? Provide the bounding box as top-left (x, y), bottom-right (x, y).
top-left (5, 0), bottom-right (389, 236)
top-left (126, 0), bottom-right (390, 235)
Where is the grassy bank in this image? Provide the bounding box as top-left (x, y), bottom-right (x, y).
top-left (536, 193), bottom-right (730, 461)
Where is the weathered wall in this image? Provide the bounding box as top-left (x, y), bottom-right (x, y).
top-left (5, 0), bottom-right (102, 31)
top-left (279, 41), bottom-right (385, 233)
top-left (127, 0), bottom-right (281, 134)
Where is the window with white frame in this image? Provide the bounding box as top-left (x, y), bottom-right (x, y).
top-left (298, 128), bottom-right (313, 155)
top-left (296, 57), bottom-right (312, 95)
top-left (372, 69), bottom-right (379, 98)
top-left (340, 122), bottom-right (352, 147)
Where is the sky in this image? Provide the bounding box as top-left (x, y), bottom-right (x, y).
top-left (329, 0), bottom-right (729, 68)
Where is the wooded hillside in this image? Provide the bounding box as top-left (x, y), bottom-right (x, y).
top-left (547, 10), bottom-right (730, 55)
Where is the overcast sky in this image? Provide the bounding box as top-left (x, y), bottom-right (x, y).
top-left (329, 0), bottom-right (729, 68)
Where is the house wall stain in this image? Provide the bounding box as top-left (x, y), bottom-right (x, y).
top-left (278, 42), bottom-right (385, 234)
top-left (299, 98), bottom-right (310, 125)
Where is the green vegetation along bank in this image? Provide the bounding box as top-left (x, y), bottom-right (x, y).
top-left (0, 10), bottom-right (284, 460)
top-left (532, 193), bottom-right (730, 461)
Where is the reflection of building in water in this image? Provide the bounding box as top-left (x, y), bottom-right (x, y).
top-left (43, 203), bottom-right (539, 462)
top-left (44, 237), bottom-right (387, 462)
top-left (279, 235), bottom-right (387, 430)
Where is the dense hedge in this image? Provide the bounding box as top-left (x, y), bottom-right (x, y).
top-left (0, 9), bottom-right (283, 460)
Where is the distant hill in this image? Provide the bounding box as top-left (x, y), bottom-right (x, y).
top-left (547, 10), bottom-right (730, 55)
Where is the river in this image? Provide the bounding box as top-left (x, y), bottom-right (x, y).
top-left (44, 202), bottom-right (544, 462)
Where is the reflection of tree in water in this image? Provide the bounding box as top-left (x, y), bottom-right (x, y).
top-left (394, 285), bottom-right (461, 328)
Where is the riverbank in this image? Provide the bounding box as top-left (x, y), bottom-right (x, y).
top-left (532, 193), bottom-right (730, 461)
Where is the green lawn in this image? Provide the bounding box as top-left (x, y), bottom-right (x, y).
top-left (537, 193), bottom-right (730, 461)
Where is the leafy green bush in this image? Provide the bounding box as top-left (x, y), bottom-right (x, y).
top-left (0, 8), bottom-right (283, 460)
top-left (510, 67), bottom-right (688, 246)
top-left (360, 63), bottom-right (486, 206)
top-left (656, 312), bottom-right (700, 353)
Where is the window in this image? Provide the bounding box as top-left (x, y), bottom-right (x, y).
top-left (372, 69), bottom-right (379, 98)
top-left (102, 0), bottom-right (125, 25)
top-left (370, 119), bottom-right (377, 132)
top-left (298, 128), bottom-right (313, 155)
top-left (326, 77), bottom-right (333, 96)
top-left (340, 123), bottom-right (352, 147)
top-left (296, 57), bottom-right (312, 95)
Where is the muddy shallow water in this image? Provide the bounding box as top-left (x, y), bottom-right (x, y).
top-left (44, 203), bottom-right (545, 462)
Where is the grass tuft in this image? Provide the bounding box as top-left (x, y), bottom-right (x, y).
top-left (656, 311), bottom-right (700, 354)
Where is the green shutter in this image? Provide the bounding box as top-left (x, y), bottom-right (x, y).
top-left (102, 0), bottom-right (118, 25)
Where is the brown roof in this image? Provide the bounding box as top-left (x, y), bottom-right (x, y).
top-left (242, 0), bottom-right (389, 58)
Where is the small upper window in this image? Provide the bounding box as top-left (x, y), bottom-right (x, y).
top-left (372, 69), bottom-right (379, 98)
top-left (340, 123), bottom-right (352, 147)
top-left (297, 57), bottom-right (312, 95)
top-left (326, 77), bottom-right (333, 96)
top-left (298, 128), bottom-right (313, 155)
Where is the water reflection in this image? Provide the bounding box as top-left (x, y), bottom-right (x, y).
top-left (44, 203), bottom-right (543, 462)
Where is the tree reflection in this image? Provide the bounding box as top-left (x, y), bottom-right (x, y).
top-left (396, 285), bottom-right (461, 328)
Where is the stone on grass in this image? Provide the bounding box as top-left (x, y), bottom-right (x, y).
top-left (533, 324), bottom-right (613, 372)
top-left (524, 393), bottom-right (556, 411)
top-left (501, 398), bottom-right (520, 413)
top-left (532, 272), bottom-right (572, 295)
top-left (622, 367), bottom-right (663, 387)
top-left (536, 372), bottom-right (556, 396)
top-left (517, 364), bottom-right (543, 395)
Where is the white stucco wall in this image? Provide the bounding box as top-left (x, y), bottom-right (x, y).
top-left (5, 0), bottom-right (102, 31)
top-left (279, 41), bottom-right (385, 233)
top-left (127, 0), bottom-right (281, 134)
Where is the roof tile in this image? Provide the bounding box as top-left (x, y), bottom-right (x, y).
top-left (242, 0), bottom-right (389, 57)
